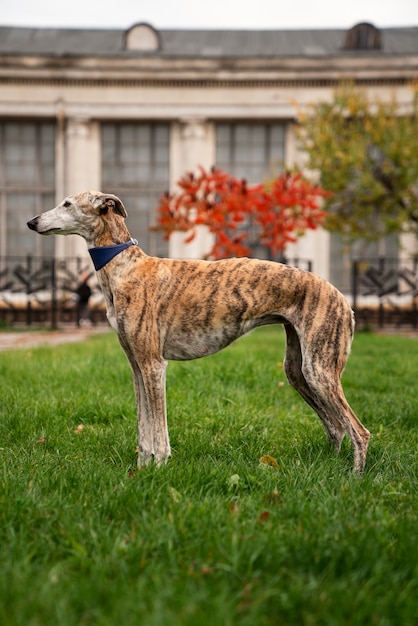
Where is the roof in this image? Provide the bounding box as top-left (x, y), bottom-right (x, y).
top-left (1, 24), bottom-right (418, 58)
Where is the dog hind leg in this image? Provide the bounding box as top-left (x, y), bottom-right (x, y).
top-left (284, 323), bottom-right (346, 453)
top-left (291, 323), bottom-right (370, 473)
top-left (304, 367), bottom-right (370, 473)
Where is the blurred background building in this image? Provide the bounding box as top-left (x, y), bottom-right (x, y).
top-left (0, 21), bottom-right (417, 289)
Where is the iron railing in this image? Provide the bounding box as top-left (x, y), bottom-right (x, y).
top-left (1, 255), bottom-right (417, 329)
top-left (0, 255), bottom-right (313, 329)
top-left (352, 257), bottom-right (418, 328)
top-left (0, 256), bottom-right (105, 328)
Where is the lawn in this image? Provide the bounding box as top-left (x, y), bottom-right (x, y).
top-left (0, 327), bottom-right (417, 626)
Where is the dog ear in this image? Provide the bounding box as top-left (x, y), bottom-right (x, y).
top-left (91, 193), bottom-right (128, 218)
top-left (102, 194), bottom-right (128, 218)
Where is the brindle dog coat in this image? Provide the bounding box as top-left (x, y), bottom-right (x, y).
top-left (28, 192), bottom-right (370, 473)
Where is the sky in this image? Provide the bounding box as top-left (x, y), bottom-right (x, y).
top-left (1, 0), bottom-right (418, 30)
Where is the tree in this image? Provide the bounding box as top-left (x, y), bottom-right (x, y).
top-left (297, 84), bottom-right (418, 241)
top-left (153, 166), bottom-right (328, 259)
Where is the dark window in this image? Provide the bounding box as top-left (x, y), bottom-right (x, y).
top-left (344, 23), bottom-right (382, 51)
top-left (0, 122), bottom-right (55, 257)
top-left (215, 122), bottom-right (286, 259)
top-left (101, 123), bottom-right (170, 256)
top-left (215, 122), bottom-right (285, 183)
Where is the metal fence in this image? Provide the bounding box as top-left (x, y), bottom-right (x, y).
top-left (0, 255), bottom-right (313, 329)
top-left (352, 257), bottom-right (418, 328)
top-left (1, 255), bottom-right (417, 329)
top-left (0, 256), bottom-right (106, 328)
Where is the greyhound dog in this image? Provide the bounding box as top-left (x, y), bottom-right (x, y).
top-left (27, 191), bottom-right (370, 472)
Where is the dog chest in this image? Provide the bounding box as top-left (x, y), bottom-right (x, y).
top-left (162, 324), bottom-right (243, 361)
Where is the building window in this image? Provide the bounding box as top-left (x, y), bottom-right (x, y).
top-left (215, 122), bottom-right (285, 183)
top-left (215, 122), bottom-right (286, 259)
top-left (344, 23), bottom-right (382, 51)
top-left (124, 23), bottom-right (160, 51)
top-left (0, 122), bottom-right (55, 257)
top-left (101, 123), bottom-right (170, 256)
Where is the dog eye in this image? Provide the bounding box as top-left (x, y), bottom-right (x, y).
top-left (63, 200), bottom-right (71, 208)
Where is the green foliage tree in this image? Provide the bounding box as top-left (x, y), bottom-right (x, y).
top-left (297, 85), bottom-right (418, 242)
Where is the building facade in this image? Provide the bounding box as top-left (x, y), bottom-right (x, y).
top-left (0, 21), bottom-right (417, 290)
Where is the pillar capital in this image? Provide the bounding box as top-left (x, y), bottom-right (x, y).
top-left (179, 117), bottom-right (208, 139)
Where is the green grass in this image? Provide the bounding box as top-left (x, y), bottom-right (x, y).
top-left (0, 327), bottom-right (417, 626)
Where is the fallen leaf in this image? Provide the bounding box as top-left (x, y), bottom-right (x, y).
top-left (259, 454), bottom-right (279, 468)
top-left (258, 510), bottom-right (270, 522)
top-left (229, 502), bottom-right (240, 515)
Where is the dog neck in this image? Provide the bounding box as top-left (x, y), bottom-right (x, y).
top-left (89, 218), bottom-right (132, 248)
top-left (87, 218), bottom-right (141, 271)
top-left (89, 238), bottom-right (138, 271)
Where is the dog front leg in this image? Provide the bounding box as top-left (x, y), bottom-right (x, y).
top-left (132, 364), bottom-right (155, 467)
top-left (117, 333), bottom-right (155, 465)
top-left (137, 359), bottom-right (171, 467)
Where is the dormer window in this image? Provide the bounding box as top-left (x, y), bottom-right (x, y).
top-left (344, 23), bottom-right (382, 50)
top-left (124, 23), bottom-right (160, 52)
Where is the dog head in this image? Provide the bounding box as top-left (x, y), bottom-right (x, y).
top-left (27, 191), bottom-right (128, 243)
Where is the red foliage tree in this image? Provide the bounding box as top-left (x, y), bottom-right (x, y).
top-left (154, 166), bottom-right (330, 259)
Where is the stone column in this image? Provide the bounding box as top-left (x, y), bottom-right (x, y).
top-left (169, 118), bottom-right (215, 258)
top-left (56, 117), bottom-right (101, 258)
top-left (399, 232), bottom-right (418, 262)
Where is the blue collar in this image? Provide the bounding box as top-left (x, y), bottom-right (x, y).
top-left (88, 238), bottom-right (138, 271)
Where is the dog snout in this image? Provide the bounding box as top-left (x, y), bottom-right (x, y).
top-left (27, 217), bottom-right (40, 231)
